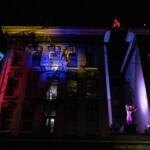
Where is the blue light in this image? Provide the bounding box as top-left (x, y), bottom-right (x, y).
top-left (46, 72), bottom-right (60, 78)
top-left (49, 52), bottom-right (61, 59)
top-left (0, 52), bottom-right (4, 61)
top-left (48, 44), bottom-right (55, 51)
top-left (104, 30), bottom-right (111, 43)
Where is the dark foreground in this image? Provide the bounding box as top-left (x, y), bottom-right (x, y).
top-left (1, 135), bottom-right (150, 150)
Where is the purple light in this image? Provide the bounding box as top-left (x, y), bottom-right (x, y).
top-left (137, 66), bottom-right (149, 115)
top-left (135, 48), bottom-right (150, 132)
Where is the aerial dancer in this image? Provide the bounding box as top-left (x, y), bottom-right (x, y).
top-left (61, 48), bottom-right (69, 71)
top-left (125, 104), bottom-right (137, 125)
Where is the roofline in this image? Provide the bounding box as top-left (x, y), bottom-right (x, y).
top-left (1, 26), bottom-right (107, 36)
top-left (130, 29), bottom-right (150, 35)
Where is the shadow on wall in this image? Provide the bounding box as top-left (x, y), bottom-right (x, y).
top-left (14, 31), bottom-right (39, 51)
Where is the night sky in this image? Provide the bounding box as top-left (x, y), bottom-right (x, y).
top-left (0, 0), bottom-right (150, 28)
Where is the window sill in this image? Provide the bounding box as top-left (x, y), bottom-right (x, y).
top-left (24, 96), bottom-right (38, 100)
top-left (10, 66), bottom-right (22, 70)
top-left (3, 96), bottom-right (18, 100)
top-left (0, 130), bottom-right (11, 133)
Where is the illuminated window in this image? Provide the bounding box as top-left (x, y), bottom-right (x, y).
top-left (50, 118), bottom-right (55, 133)
top-left (66, 73), bottom-right (78, 97)
top-left (68, 53), bottom-right (78, 67)
top-left (86, 79), bottom-right (97, 98)
top-left (45, 110), bottom-right (56, 133)
top-left (66, 80), bottom-right (77, 97)
top-left (47, 79), bottom-right (58, 101)
top-left (86, 53), bottom-right (95, 67)
top-left (5, 78), bottom-right (19, 96)
top-left (49, 52), bottom-right (60, 59)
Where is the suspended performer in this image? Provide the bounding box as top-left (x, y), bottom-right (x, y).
top-left (61, 48), bottom-right (69, 71)
top-left (125, 104), bottom-right (137, 125)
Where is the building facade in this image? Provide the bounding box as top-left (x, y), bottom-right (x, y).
top-left (0, 27), bottom-right (109, 138)
top-left (1, 26), bottom-right (150, 138)
top-left (121, 30), bottom-right (150, 133)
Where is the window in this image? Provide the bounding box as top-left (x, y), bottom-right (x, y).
top-left (46, 79), bottom-right (58, 101)
top-left (0, 121), bottom-right (11, 130)
top-left (25, 76), bottom-right (38, 96)
top-left (66, 80), bottom-right (77, 97)
top-left (86, 103), bottom-right (99, 133)
top-left (13, 71), bottom-right (23, 78)
top-left (86, 53), bottom-right (95, 67)
top-left (49, 52), bottom-right (60, 59)
top-left (86, 79), bottom-right (97, 98)
top-left (66, 72), bottom-right (78, 97)
top-left (22, 110), bottom-right (34, 120)
top-left (37, 46), bottom-right (43, 52)
top-left (21, 121), bottom-right (33, 131)
top-left (49, 118), bottom-right (55, 133)
top-left (75, 46), bottom-right (80, 52)
top-left (64, 110), bottom-right (77, 127)
top-left (64, 102), bottom-right (78, 127)
top-left (31, 53), bottom-right (41, 67)
top-left (48, 44), bottom-right (55, 51)
top-left (55, 46), bottom-right (61, 52)
top-left (0, 109), bottom-right (13, 130)
top-left (86, 110), bottom-right (99, 127)
top-left (5, 78), bottom-right (19, 96)
top-left (12, 51), bottom-right (24, 66)
top-left (21, 109), bottom-right (34, 131)
top-left (68, 53), bottom-right (78, 67)
top-left (1, 109), bottom-right (13, 120)
top-left (45, 110), bottom-right (56, 133)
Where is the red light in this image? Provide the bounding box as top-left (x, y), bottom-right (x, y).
top-left (113, 18), bottom-right (120, 28)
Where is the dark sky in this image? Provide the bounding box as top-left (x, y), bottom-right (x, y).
top-left (0, 0), bottom-right (150, 28)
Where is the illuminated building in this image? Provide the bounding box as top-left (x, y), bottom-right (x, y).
top-left (121, 30), bottom-right (150, 133)
top-left (1, 26), bottom-right (150, 147)
top-left (0, 26), bottom-right (109, 138)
